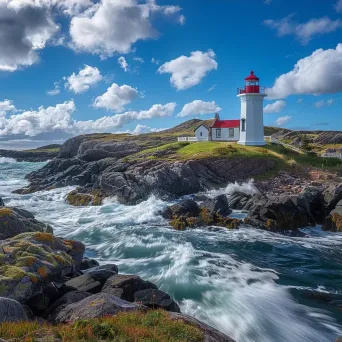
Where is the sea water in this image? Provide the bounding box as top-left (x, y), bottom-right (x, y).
top-left (1, 158), bottom-right (342, 342)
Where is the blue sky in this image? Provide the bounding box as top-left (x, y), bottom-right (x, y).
top-left (0, 0), bottom-right (341, 147)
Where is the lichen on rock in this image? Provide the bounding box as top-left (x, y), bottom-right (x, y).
top-left (0, 232), bottom-right (84, 303)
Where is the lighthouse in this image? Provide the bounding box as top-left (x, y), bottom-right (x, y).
top-left (237, 71), bottom-right (267, 146)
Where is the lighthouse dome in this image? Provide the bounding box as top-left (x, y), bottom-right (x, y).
top-left (244, 71), bottom-right (259, 81)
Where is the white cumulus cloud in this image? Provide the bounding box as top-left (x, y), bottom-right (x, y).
top-left (0, 100), bottom-right (176, 137)
top-left (263, 100), bottom-right (286, 113)
top-left (0, 100), bottom-right (17, 116)
top-left (275, 115), bottom-right (291, 126)
top-left (0, 2), bottom-right (60, 72)
top-left (66, 65), bottom-right (102, 94)
top-left (75, 103), bottom-right (176, 132)
top-left (93, 83), bottom-right (139, 112)
top-left (177, 100), bottom-right (221, 118)
top-left (69, 0), bottom-right (183, 57)
top-left (263, 15), bottom-right (342, 44)
top-left (158, 50), bottom-right (218, 90)
top-left (0, 101), bottom-right (76, 136)
top-left (118, 57), bottom-right (129, 72)
top-left (131, 124), bottom-right (166, 135)
top-left (267, 44), bottom-right (342, 99)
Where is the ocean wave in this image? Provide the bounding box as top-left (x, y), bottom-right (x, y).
top-left (0, 157), bottom-right (16, 164)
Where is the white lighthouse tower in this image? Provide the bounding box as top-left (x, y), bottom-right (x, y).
top-left (237, 71), bottom-right (267, 146)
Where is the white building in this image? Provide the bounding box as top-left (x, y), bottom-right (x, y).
top-left (237, 71), bottom-right (267, 146)
top-left (194, 114), bottom-right (240, 142)
top-left (180, 71), bottom-right (267, 145)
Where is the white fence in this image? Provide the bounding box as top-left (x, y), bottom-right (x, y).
top-left (177, 137), bottom-right (208, 142)
top-left (322, 152), bottom-right (342, 159)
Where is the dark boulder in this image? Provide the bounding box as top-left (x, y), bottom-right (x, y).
top-left (63, 267), bottom-right (116, 294)
top-left (323, 199), bottom-right (342, 232)
top-left (0, 207), bottom-right (53, 240)
top-left (227, 192), bottom-right (252, 210)
top-left (0, 198), bottom-right (4, 207)
top-left (246, 194), bottom-right (315, 234)
top-left (299, 187), bottom-right (324, 223)
top-left (323, 183), bottom-right (342, 213)
top-left (102, 274), bottom-right (158, 302)
top-left (161, 200), bottom-right (200, 219)
top-left (55, 293), bottom-right (142, 323)
top-left (0, 297), bottom-right (28, 323)
top-left (134, 289), bottom-right (181, 313)
top-left (80, 257), bottom-right (100, 271)
top-left (81, 264), bottom-right (118, 275)
top-left (41, 291), bottom-right (91, 322)
top-left (26, 293), bottom-right (50, 315)
top-left (201, 195), bottom-right (232, 216)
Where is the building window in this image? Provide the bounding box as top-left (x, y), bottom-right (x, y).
top-left (229, 128), bottom-right (234, 138)
top-left (216, 129), bottom-right (221, 139)
top-left (241, 119), bottom-right (246, 132)
top-left (200, 132), bottom-right (203, 136)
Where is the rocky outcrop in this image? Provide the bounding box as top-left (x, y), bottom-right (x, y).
top-left (99, 158), bottom-right (276, 204)
top-left (134, 289), bottom-right (181, 313)
top-left (16, 139), bottom-right (277, 204)
top-left (245, 194), bottom-right (315, 235)
top-left (41, 291), bottom-right (92, 322)
top-left (314, 131), bottom-right (342, 145)
top-left (0, 146), bottom-right (60, 162)
top-left (0, 198), bottom-right (4, 207)
top-left (202, 195), bottom-right (232, 217)
top-left (0, 207), bottom-right (53, 240)
top-left (0, 232), bottom-right (85, 303)
top-left (161, 200), bottom-right (201, 219)
top-left (227, 192), bottom-right (252, 210)
top-left (77, 141), bottom-right (142, 162)
top-left (55, 293), bottom-right (142, 323)
top-left (63, 267), bottom-right (117, 293)
top-left (323, 200), bottom-right (342, 232)
top-left (0, 297), bottom-right (28, 323)
top-left (163, 198), bottom-right (240, 231)
top-left (102, 274), bottom-right (158, 302)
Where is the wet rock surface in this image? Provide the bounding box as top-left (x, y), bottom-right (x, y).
top-left (55, 293), bottom-right (143, 323)
top-left (0, 206), bottom-right (53, 240)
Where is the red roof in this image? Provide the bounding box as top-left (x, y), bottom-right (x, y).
top-left (212, 120), bottom-right (240, 128)
top-left (245, 70), bottom-right (259, 81)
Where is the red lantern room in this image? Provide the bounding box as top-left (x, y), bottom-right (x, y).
top-left (237, 71), bottom-right (266, 95)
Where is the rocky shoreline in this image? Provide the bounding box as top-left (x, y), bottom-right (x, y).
top-left (11, 134), bottom-right (342, 235)
top-left (0, 144), bottom-right (60, 162)
top-left (0, 200), bottom-right (234, 341)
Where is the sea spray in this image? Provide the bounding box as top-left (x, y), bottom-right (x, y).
top-left (1, 160), bottom-right (342, 342)
top-left (204, 178), bottom-right (260, 199)
top-left (0, 157), bottom-right (16, 164)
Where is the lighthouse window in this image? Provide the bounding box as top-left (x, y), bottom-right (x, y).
top-left (216, 129), bottom-right (221, 138)
top-left (241, 119), bottom-right (246, 132)
top-left (229, 128), bottom-right (234, 138)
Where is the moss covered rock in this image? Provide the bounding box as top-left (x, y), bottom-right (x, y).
top-left (0, 232), bottom-right (84, 303)
top-left (0, 207), bottom-right (53, 240)
top-left (66, 190), bottom-right (104, 207)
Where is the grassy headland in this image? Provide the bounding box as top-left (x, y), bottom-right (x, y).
top-left (0, 310), bottom-right (204, 342)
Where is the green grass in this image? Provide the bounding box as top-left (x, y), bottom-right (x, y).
top-left (265, 143), bottom-right (342, 169)
top-left (25, 148), bottom-right (60, 153)
top-left (0, 310), bottom-right (204, 342)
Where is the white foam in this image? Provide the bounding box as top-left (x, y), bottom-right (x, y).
top-left (0, 157), bottom-right (16, 163)
top-left (205, 178), bottom-right (260, 198)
